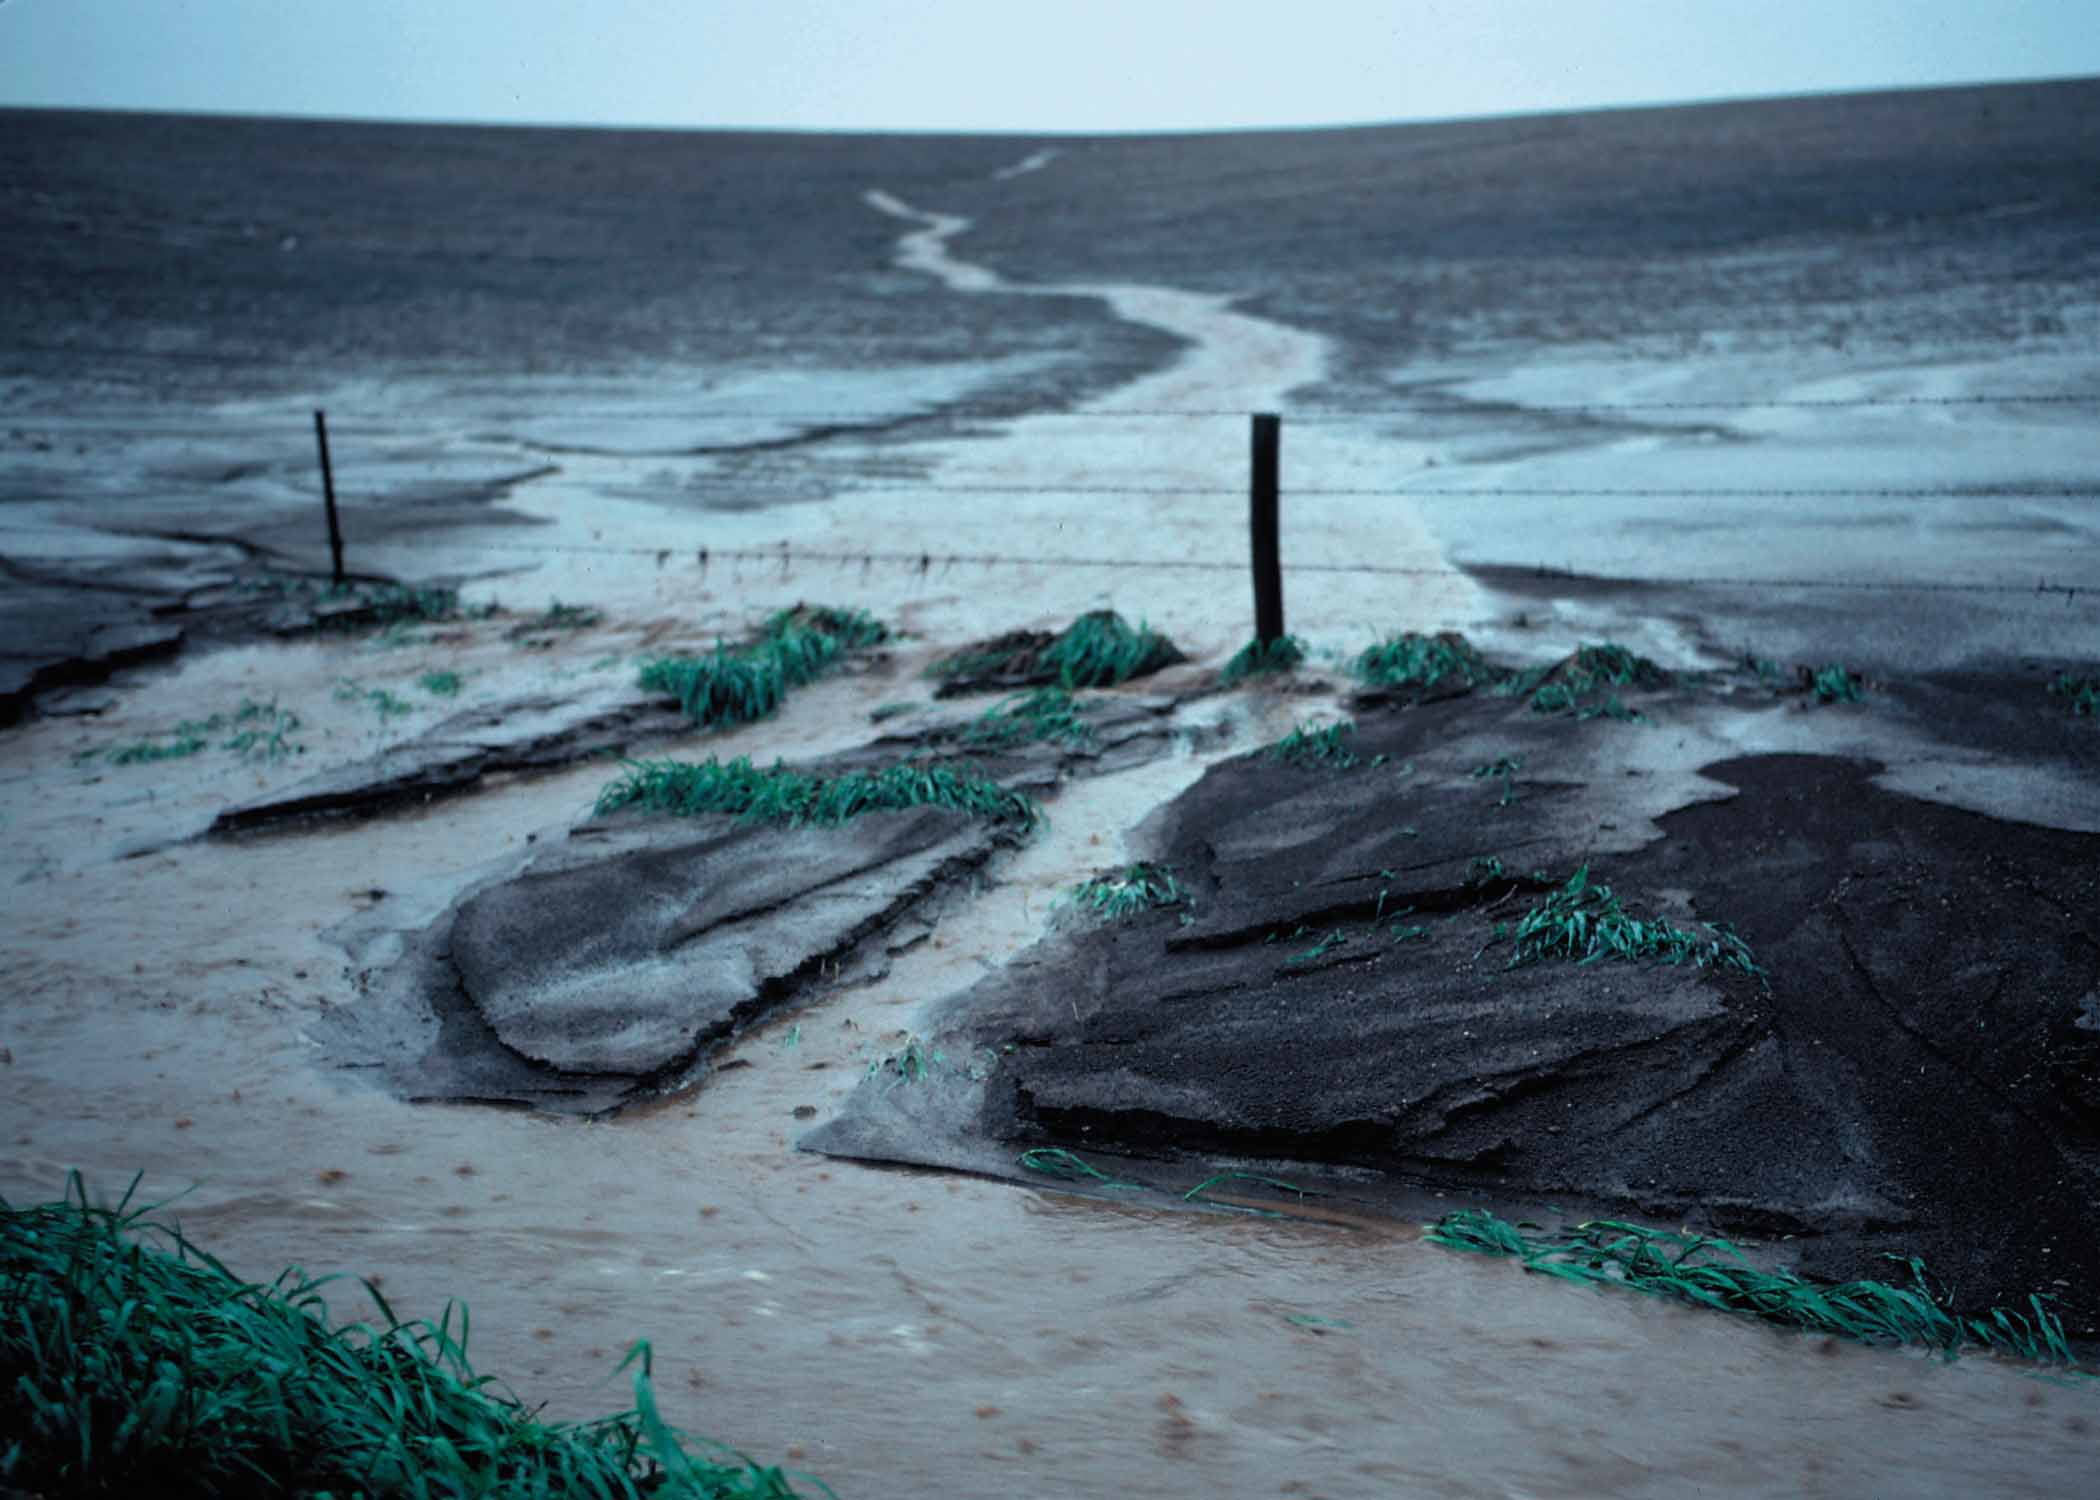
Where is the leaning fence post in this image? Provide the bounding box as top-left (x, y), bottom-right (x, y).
top-left (313, 409), bottom-right (345, 586)
top-left (1249, 412), bottom-right (1283, 644)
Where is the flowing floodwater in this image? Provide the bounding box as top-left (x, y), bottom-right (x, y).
top-left (1, 170), bottom-right (2092, 1497)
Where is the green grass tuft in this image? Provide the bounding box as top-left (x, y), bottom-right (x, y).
top-left (928, 612), bottom-right (1180, 689)
top-left (1426, 1208), bottom-right (2082, 1370)
top-left (1266, 720), bottom-right (1360, 768)
top-left (2047, 672), bottom-right (2097, 717)
top-left (639, 607), bottom-right (887, 730)
top-left (1354, 631), bottom-right (1488, 691)
top-left (1064, 862), bottom-right (1186, 922)
top-left (1516, 642), bottom-right (1664, 719)
top-left (0, 1173), bottom-right (827, 1499)
top-left (596, 755), bottom-right (1041, 829)
top-left (1808, 663), bottom-right (1866, 703)
top-left (962, 687), bottom-right (1096, 749)
top-left (1221, 634), bottom-right (1306, 683)
top-left (418, 670), bottom-right (464, 698)
top-left (1500, 865), bottom-right (1763, 980)
top-left (1038, 611), bottom-right (1181, 688)
top-left (1469, 756), bottom-right (1522, 806)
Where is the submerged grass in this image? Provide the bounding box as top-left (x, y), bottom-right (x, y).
top-left (639, 606), bottom-right (887, 730)
top-left (0, 1173), bottom-right (826, 1499)
top-left (97, 700), bottom-right (305, 767)
top-left (1354, 630), bottom-right (1489, 692)
top-left (962, 686), bottom-right (1095, 749)
top-left (1064, 862), bottom-right (1186, 922)
top-left (334, 680), bottom-right (417, 722)
top-left (1221, 633), bottom-right (1306, 683)
top-left (596, 755), bottom-right (1041, 829)
top-left (1500, 865), bottom-right (1764, 980)
top-left (1426, 1208), bottom-right (2083, 1371)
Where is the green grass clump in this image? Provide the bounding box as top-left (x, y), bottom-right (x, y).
top-left (0, 1174), bottom-right (826, 1499)
top-left (963, 686), bottom-right (1095, 749)
top-left (419, 670), bottom-right (464, 698)
top-left (2050, 673), bottom-right (2099, 717)
top-left (1266, 719), bottom-right (1360, 768)
top-left (1514, 642), bottom-right (1664, 720)
top-left (1221, 633), bottom-right (1306, 683)
top-left (928, 612), bottom-right (1180, 690)
top-left (1561, 642), bottom-right (1662, 691)
top-left (596, 755), bottom-right (1040, 829)
top-left (1065, 862), bottom-right (1186, 922)
top-left (639, 607), bottom-right (887, 730)
top-left (1354, 630), bottom-right (1488, 691)
top-left (1038, 611), bottom-right (1181, 688)
top-left (1808, 664), bottom-right (1866, 703)
top-left (1426, 1208), bottom-right (2081, 1370)
top-left (1501, 865), bottom-right (1763, 980)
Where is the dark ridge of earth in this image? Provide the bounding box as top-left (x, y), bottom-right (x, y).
top-left (807, 676), bottom-right (2100, 1337)
top-left (318, 692), bottom-right (1187, 1115)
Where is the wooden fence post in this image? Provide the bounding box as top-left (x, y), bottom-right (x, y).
top-left (1249, 412), bottom-right (1283, 644)
top-left (314, 409), bottom-right (345, 586)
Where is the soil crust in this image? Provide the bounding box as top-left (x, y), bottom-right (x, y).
top-left (809, 674), bottom-right (2100, 1334)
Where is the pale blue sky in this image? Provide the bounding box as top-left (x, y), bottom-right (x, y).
top-left (2, 0), bottom-right (2095, 133)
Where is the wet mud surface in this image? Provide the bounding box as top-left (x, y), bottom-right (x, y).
top-left (812, 673), bottom-right (2100, 1335)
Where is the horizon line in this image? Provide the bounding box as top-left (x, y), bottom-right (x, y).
top-left (4, 69), bottom-right (2095, 141)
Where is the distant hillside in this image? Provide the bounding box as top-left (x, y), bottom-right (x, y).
top-left (4, 77), bottom-right (2094, 406)
top-left (0, 110), bottom-right (1176, 402)
top-left (940, 77), bottom-right (2100, 397)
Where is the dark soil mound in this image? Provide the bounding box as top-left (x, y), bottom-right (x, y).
top-left (929, 611), bottom-right (1183, 697)
top-left (810, 680), bottom-right (2100, 1336)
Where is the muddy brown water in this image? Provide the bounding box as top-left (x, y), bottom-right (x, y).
top-left (2, 640), bottom-right (2093, 1498)
top-left (5, 176), bottom-right (2096, 1496)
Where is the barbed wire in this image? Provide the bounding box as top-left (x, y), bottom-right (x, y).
top-left (7, 395), bottom-right (2097, 428)
top-left (408, 535), bottom-right (2092, 599)
top-left (777, 481), bottom-right (2100, 499)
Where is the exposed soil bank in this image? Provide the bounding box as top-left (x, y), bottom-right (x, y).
top-left (811, 671), bottom-right (2100, 1335)
top-left (323, 691), bottom-right (1188, 1114)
